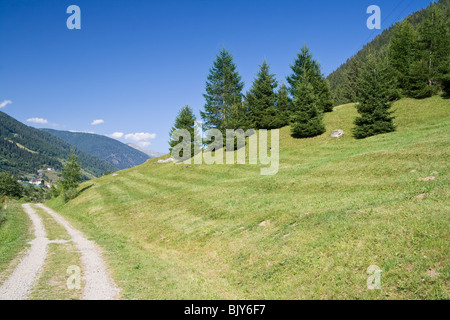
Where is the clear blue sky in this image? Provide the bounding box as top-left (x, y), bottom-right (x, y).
top-left (0, 0), bottom-right (434, 153)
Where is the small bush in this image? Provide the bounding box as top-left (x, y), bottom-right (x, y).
top-left (0, 172), bottom-right (23, 198)
top-left (63, 187), bottom-right (79, 203)
top-left (50, 184), bottom-right (60, 198)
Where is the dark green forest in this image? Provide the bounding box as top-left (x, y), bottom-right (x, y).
top-left (42, 129), bottom-right (149, 170)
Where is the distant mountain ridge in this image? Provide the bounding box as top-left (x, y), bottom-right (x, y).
top-left (0, 111), bottom-right (117, 178)
top-left (42, 129), bottom-right (150, 170)
top-left (127, 144), bottom-right (165, 159)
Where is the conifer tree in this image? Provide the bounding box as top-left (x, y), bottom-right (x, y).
top-left (61, 150), bottom-right (82, 190)
top-left (276, 81), bottom-right (292, 127)
top-left (353, 58), bottom-right (396, 139)
top-left (412, 3), bottom-right (450, 97)
top-left (61, 150), bottom-right (82, 202)
top-left (245, 61), bottom-right (283, 129)
top-left (290, 79), bottom-right (326, 138)
top-left (169, 105), bottom-right (199, 159)
top-left (287, 45), bottom-right (333, 112)
top-left (342, 59), bottom-right (363, 102)
top-left (316, 79), bottom-right (334, 113)
top-left (287, 45), bottom-right (319, 94)
top-left (201, 48), bottom-right (244, 133)
top-left (388, 20), bottom-right (418, 96)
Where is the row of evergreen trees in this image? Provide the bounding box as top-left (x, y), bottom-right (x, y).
top-left (201, 46), bottom-right (334, 138)
top-left (167, 3), bottom-right (450, 150)
top-left (169, 44), bottom-right (334, 153)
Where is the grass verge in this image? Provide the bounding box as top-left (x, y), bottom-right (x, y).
top-left (0, 200), bottom-right (31, 280)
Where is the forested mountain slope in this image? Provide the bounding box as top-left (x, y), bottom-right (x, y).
top-left (0, 111), bottom-right (116, 178)
top-left (42, 129), bottom-right (150, 170)
top-left (327, 0), bottom-right (450, 105)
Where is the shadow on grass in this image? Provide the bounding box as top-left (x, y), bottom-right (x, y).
top-left (78, 184), bottom-right (94, 195)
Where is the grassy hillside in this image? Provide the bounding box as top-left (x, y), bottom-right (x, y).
top-left (42, 129), bottom-right (150, 170)
top-left (47, 96), bottom-right (449, 299)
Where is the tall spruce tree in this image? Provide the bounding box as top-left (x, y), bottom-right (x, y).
top-left (287, 45), bottom-right (333, 112)
top-left (413, 3), bottom-right (450, 97)
top-left (201, 48), bottom-right (245, 134)
top-left (342, 59), bottom-right (364, 102)
top-left (290, 78), bottom-right (326, 138)
top-left (245, 61), bottom-right (283, 129)
top-left (169, 105), bottom-right (198, 159)
top-left (353, 58), bottom-right (396, 139)
top-left (61, 150), bottom-right (82, 191)
top-left (276, 81), bottom-right (292, 127)
top-left (388, 20), bottom-right (418, 96)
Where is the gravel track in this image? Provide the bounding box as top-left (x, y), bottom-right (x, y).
top-left (0, 204), bottom-right (48, 300)
top-left (0, 204), bottom-right (120, 300)
top-left (36, 204), bottom-right (120, 300)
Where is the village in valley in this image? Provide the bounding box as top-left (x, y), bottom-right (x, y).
top-left (17, 167), bottom-right (57, 189)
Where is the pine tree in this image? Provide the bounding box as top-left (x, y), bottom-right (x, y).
top-left (169, 105), bottom-right (199, 160)
top-left (245, 61), bottom-right (283, 129)
top-left (287, 45), bottom-right (318, 94)
top-left (409, 59), bottom-right (432, 98)
top-left (353, 58), bottom-right (396, 139)
top-left (414, 3), bottom-right (450, 96)
top-left (201, 48), bottom-right (244, 134)
top-left (61, 150), bottom-right (82, 202)
top-left (316, 78), bottom-right (334, 113)
top-left (342, 59), bottom-right (363, 103)
top-left (287, 45), bottom-right (333, 112)
top-left (388, 20), bottom-right (418, 96)
top-left (290, 79), bottom-right (326, 138)
top-left (276, 81), bottom-right (292, 127)
top-left (226, 102), bottom-right (251, 131)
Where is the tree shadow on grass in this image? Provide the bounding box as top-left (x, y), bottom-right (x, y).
top-left (78, 184), bottom-right (94, 195)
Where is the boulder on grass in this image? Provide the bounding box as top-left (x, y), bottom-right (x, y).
top-left (330, 129), bottom-right (344, 138)
top-left (157, 157), bottom-right (174, 164)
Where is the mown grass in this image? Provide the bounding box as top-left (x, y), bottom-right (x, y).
top-left (29, 242), bottom-right (83, 300)
top-left (33, 205), bottom-right (70, 241)
top-left (0, 201), bottom-right (31, 278)
top-left (47, 96), bottom-right (450, 299)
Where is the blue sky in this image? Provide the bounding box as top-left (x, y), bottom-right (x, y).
top-left (0, 0), bottom-right (434, 153)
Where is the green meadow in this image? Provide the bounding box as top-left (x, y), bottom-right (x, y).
top-left (47, 96), bottom-right (450, 299)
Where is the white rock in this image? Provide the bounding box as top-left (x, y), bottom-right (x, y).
top-left (330, 129), bottom-right (344, 138)
top-left (157, 157), bottom-right (174, 164)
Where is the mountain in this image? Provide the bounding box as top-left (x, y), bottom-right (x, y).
top-left (127, 143), bottom-right (165, 158)
top-left (0, 111), bottom-right (117, 178)
top-left (327, 0), bottom-right (450, 105)
top-left (42, 129), bottom-right (150, 170)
